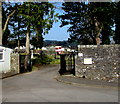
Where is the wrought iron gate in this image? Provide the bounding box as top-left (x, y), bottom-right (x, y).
top-left (59, 52), bottom-right (75, 75)
top-left (19, 54), bottom-right (32, 73)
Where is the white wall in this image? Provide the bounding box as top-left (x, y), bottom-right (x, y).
top-left (0, 46), bottom-right (13, 73)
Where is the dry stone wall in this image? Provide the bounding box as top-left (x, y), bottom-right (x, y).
top-left (75, 45), bottom-right (120, 82)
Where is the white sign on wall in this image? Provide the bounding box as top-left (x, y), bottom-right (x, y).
top-left (78, 53), bottom-right (83, 57)
top-left (84, 58), bottom-right (92, 64)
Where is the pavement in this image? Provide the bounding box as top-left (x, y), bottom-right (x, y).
top-left (2, 65), bottom-right (119, 102)
top-left (55, 74), bottom-right (119, 89)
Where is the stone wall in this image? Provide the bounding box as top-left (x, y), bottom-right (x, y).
top-left (75, 45), bottom-right (120, 82)
top-left (2, 53), bottom-right (20, 78)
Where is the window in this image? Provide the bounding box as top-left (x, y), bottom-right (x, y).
top-left (0, 49), bottom-right (3, 61)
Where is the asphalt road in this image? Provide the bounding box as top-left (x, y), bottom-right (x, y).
top-left (2, 65), bottom-right (118, 102)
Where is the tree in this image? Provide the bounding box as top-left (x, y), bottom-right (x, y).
top-left (0, 2), bottom-right (16, 46)
top-left (1, 2), bottom-right (57, 71)
top-left (2, 3), bottom-right (14, 46)
top-left (13, 2), bottom-right (57, 49)
top-left (16, 2), bottom-right (57, 71)
top-left (114, 2), bottom-right (120, 44)
top-left (9, 3), bottom-right (27, 51)
top-left (0, 1), bottom-right (2, 45)
top-left (90, 2), bottom-right (115, 44)
top-left (60, 2), bottom-right (115, 45)
top-left (30, 2), bottom-right (57, 48)
top-left (17, 2), bottom-right (31, 72)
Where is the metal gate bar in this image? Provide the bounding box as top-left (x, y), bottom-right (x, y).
top-left (59, 52), bottom-right (75, 75)
top-left (20, 54), bottom-right (32, 73)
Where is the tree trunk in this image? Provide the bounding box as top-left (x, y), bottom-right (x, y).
top-left (90, 30), bottom-right (97, 45)
top-left (18, 34), bottom-right (20, 53)
top-left (93, 17), bottom-right (103, 45)
top-left (2, 10), bottom-right (15, 35)
top-left (0, 2), bottom-right (2, 45)
top-left (26, 26), bottom-right (30, 54)
top-left (0, 2), bottom-right (15, 45)
top-left (36, 28), bottom-right (39, 41)
top-left (95, 30), bottom-right (101, 45)
top-left (101, 28), bottom-right (110, 44)
top-left (24, 25), bottom-right (30, 72)
top-left (18, 22), bottom-right (20, 53)
top-left (24, 2), bottom-right (31, 72)
top-left (95, 37), bottom-right (101, 45)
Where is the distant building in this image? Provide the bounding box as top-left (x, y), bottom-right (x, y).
top-left (55, 46), bottom-right (65, 54)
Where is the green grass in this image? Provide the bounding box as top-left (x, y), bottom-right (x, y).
top-left (50, 58), bottom-right (60, 64)
top-left (32, 66), bottom-right (39, 71)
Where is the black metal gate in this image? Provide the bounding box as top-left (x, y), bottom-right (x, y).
top-left (59, 52), bottom-right (75, 75)
top-left (19, 54), bottom-right (32, 73)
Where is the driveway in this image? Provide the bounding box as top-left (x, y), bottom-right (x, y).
top-left (2, 65), bottom-right (118, 102)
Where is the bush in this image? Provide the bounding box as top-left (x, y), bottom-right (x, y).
top-left (50, 58), bottom-right (60, 64)
top-left (32, 53), bottom-right (53, 65)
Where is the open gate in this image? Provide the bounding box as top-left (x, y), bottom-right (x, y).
top-left (59, 52), bottom-right (75, 75)
top-left (19, 54), bottom-right (32, 73)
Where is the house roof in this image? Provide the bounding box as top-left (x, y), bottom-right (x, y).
top-left (0, 46), bottom-right (13, 51)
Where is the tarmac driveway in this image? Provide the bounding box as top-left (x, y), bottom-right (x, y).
top-left (2, 65), bottom-right (118, 102)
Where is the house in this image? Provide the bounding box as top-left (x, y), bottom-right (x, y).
top-left (55, 46), bottom-right (65, 54)
top-left (0, 46), bottom-right (13, 73)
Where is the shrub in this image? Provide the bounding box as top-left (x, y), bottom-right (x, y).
top-left (32, 53), bottom-right (53, 65)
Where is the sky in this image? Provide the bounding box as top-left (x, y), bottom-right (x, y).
top-left (44, 2), bottom-right (70, 41)
top-left (43, 21), bottom-right (70, 41)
